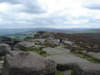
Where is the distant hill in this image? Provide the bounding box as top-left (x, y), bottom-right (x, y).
top-left (0, 28), bottom-right (100, 36)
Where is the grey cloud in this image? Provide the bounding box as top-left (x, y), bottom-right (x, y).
top-left (20, 0), bottom-right (46, 13)
top-left (0, 0), bottom-right (46, 14)
top-left (85, 3), bottom-right (100, 10)
top-left (0, 0), bottom-right (18, 4)
top-left (89, 18), bottom-right (100, 23)
top-left (33, 14), bottom-right (68, 26)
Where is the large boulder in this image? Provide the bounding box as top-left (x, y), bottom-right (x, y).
top-left (63, 40), bottom-right (73, 46)
top-left (47, 54), bottom-right (89, 71)
top-left (0, 43), bottom-right (11, 56)
top-left (2, 51), bottom-right (56, 75)
top-left (14, 41), bottom-right (42, 51)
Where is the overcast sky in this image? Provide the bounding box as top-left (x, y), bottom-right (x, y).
top-left (0, 0), bottom-right (100, 29)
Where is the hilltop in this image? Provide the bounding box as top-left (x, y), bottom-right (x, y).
top-left (0, 31), bottom-right (100, 75)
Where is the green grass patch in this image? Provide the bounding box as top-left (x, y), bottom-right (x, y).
top-left (0, 57), bottom-right (2, 60)
top-left (70, 67), bottom-right (77, 75)
top-left (56, 70), bottom-right (76, 75)
top-left (56, 71), bottom-right (64, 75)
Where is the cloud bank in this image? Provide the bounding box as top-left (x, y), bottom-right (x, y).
top-left (0, 0), bottom-right (100, 28)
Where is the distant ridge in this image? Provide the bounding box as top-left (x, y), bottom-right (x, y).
top-left (0, 28), bottom-right (100, 36)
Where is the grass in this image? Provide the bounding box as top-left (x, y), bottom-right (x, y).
top-left (0, 57), bottom-right (2, 60)
top-left (56, 70), bottom-right (76, 75)
top-left (71, 70), bottom-right (75, 75)
top-left (70, 67), bottom-right (77, 75)
top-left (56, 71), bottom-right (64, 75)
top-left (8, 35), bottom-right (26, 41)
top-left (73, 52), bottom-right (100, 63)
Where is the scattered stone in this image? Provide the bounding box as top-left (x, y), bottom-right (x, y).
top-left (2, 51), bottom-right (56, 75)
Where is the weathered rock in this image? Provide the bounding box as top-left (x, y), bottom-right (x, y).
top-left (87, 52), bottom-right (100, 60)
top-left (63, 40), bottom-right (73, 46)
top-left (44, 39), bottom-right (59, 47)
top-left (74, 62), bottom-right (100, 75)
top-left (0, 37), bottom-right (20, 50)
top-left (24, 37), bottom-right (34, 41)
top-left (43, 47), bottom-right (70, 55)
top-left (2, 51), bottom-right (56, 75)
top-left (14, 41), bottom-right (41, 51)
top-left (47, 53), bottom-right (89, 71)
top-left (34, 31), bottom-right (56, 39)
top-left (33, 39), bottom-right (45, 45)
top-left (0, 60), bottom-right (4, 75)
top-left (0, 43), bottom-right (11, 56)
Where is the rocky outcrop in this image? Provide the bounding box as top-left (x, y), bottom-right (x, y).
top-left (14, 41), bottom-right (43, 51)
top-left (34, 31), bottom-right (57, 39)
top-left (0, 37), bottom-right (21, 50)
top-left (0, 43), bottom-right (11, 56)
top-left (2, 51), bottom-right (56, 75)
top-left (44, 39), bottom-right (59, 48)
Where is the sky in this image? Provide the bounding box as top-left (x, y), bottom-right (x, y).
top-left (0, 0), bottom-right (100, 29)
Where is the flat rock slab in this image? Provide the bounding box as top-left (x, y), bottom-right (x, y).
top-left (87, 52), bottom-right (100, 60)
top-left (75, 62), bottom-right (100, 75)
top-left (45, 47), bottom-right (89, 71)
top-left (47, 54), bottom-right (89, 65)
top-left (43, 47), bottom-right (70, 55)
top-left (2, 51), bottom-right (56, 75)
top-left (44, 47), bottom-right (100, 75)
